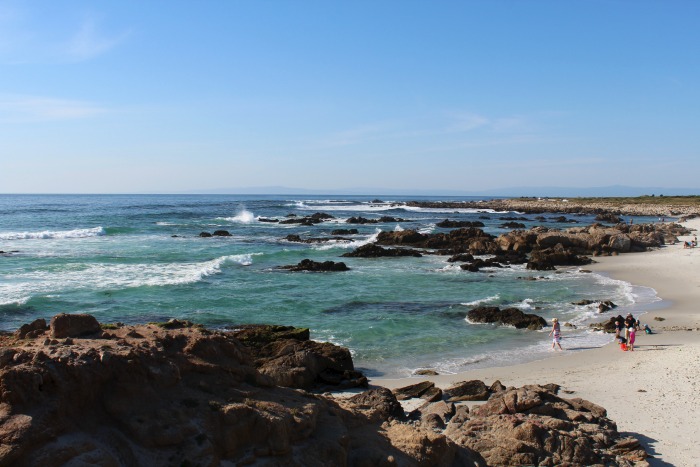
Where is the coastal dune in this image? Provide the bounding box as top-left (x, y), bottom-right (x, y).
top-left (373, 218), bottom-right (700, 467)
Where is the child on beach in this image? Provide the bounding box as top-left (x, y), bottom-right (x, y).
top-left (549, 318), bottom-right (563, 350)
top-left (628, 326), bottom-right (636, 351)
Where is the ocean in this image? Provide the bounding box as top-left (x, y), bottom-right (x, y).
top-left (0, 194), bottom-right (662, 378)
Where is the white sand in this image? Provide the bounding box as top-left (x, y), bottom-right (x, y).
top-left (372, 218), bottom-right (700, 467)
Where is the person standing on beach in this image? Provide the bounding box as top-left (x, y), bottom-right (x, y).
top-left (549, 318), bottom-right (563, 350)
top-left (628, 326), bottom-right (636, 351)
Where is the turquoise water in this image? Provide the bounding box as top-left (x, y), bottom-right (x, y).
top-left (0, 194), bottom-right (661, 377)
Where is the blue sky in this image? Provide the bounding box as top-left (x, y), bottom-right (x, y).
top-left (1, 1), bottom-right (698, 195)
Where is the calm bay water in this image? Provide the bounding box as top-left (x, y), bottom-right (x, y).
top-left (0, 194), bottom-right (660, 377)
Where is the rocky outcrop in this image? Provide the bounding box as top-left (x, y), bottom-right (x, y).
top-left (376, 228), bottom-right (498, 255)
top-left (0, 317), bottom-right (648, 466)
top-left (280, 259), bottom-right (350, 272)
top-left (436, 219), bottom-right (485, 228)
top-left (284, 234), bottom-right (352, 244)
top-left (443, 384), bottom-right (648, 466)
top-left (467, 306), bottom-right (548, 330)
top-left (346, 216), bottom-right (408, 224)
top-left (279, 212), bottom-right (335, 225)
top-left (341, 244), bottom-right (422, 258)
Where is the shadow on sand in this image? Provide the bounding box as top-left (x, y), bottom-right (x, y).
top-left (620, 431), bottom-right (674, 467)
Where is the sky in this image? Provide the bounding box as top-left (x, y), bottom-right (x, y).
top-left (1, 1), bottom-right (699, 195)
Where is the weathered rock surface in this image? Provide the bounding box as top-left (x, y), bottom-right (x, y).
top-left (341, 244), bottom-right (422, 258)
top-left (467, 306), bottom-right (548, 330)
top-left (0, 317), bottom-right (648, 466)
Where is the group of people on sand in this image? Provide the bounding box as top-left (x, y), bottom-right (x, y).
top-left (683, 235), bottom-right (697, 249)
top-left (549, 313), bottom-right (652, 352)
top-left (614, 313), bottom-right (651, 351)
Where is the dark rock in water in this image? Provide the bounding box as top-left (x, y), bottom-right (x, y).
top-left (436, 219), bottom-right (485, 228)
top-left (447, 253), bottom-right (475, 263)
top-left (499, 222), bottom-right (526, 229)
top-left (331, 228), bottom-right (358, 235)
top-left (572, 299), bottom-right (596, 306)
top-left (346, 216), bottom-right (407, 224)
top-left (459, 258), bottom-right (504, 272)
top-left (467, 306), bottom-right (547, 330)
top-left (198, 231), bottom-right (212, 237)
top-left (499, 216), bottom-right (528, 221)
top-left (595, 213), bottom-right (624, 223)
top-left (444, 380), bottom-right (490, 401)
top-left (284, 234), bottom-right (351, 244)
top-left (341, 244), bottom-right (422, 258)
top-left (598, 300), bottom-right (617, 313)
top-left (371, 199), bottom-right (384, 203)
top-left (212, 230), bottom-right (232, 237)
top-left (527, 244), bottom-right (592, 270)
top-left (590, 314), bottom-right (625, 333)
top-left (50, 313), bottom-right (101, 338)
top-left (280, 259), bottom-right (350, 272)
top-left (258, 217), bottom-right (279, 223)
top-left (551, 216), bottom-right (578, 223)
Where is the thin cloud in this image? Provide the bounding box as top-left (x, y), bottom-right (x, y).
top-left (63, 16), bottom-right (131, 62)
top-left (0, 95), bottom-right (106, 123)
top-left (0, 7), bottom-right (129, 64)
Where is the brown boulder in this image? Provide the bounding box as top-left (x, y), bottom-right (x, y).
top-left (444, 380), bottom-right (490, 402)
top-left (49, 313), bottom-right (101, 338)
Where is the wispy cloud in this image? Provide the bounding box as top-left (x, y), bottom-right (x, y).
top-left (0, 94), bottom-right (106, 123)
top-left (0, 7), bottom-right (129, 64)
top-left (63, 16), bottom-right (131, 62)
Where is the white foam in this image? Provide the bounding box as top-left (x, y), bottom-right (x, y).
top-left (315, 229), bottom-right (381, 251)
top-left (394, 225), bottom-right (405, 232)
top-left (0, 253), bottom-right (259, 306)
top-left (418, 223), bottom-right (436, 234)
top-left (0, 226), bottom-right (105, 240)
top-left (461, 294), bottom-right (500, 307)
top-left (217, 209), bottom-right (256, 224)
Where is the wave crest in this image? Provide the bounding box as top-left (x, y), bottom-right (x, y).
top-left (0, 226), bottom-right (106, 240)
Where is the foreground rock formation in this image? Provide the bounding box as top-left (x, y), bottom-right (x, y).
top-left (0, 314), bottom-right (649, 466)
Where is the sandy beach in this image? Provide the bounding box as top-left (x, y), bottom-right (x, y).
top-left (373, 218), bottom-right (700, 467)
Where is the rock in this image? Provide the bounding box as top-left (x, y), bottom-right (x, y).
top-left (393, 381), bottom-right (436, 400)
top-left (595, 213), bottom-right (624, 223)
top-left (198, 231), bottom-right (212, 237)
top-left (436, 219), bottom-right (485, 228)
top-left (444, 380), bottom-right (490, 402)
top-left (331, 228), bottom-right (359, 235)
top-left (341, 244), bottom-right (422, 258)
top-left (212, 230), bottom-right (231, 237)
top-left (413, 369), bottom-right (439, 376)
top-left (15, 319), bottom-right (48, 339)
top-left (419, 400), bottom-right (456, 425)
top-left (280, 259), bottom-right (350, 272)
top-left (467, 306), bottom-right (548, 330)
top-left (49, 313), bottom-right (101, 338)
top-left (347, 387), bottom-right (405, 421)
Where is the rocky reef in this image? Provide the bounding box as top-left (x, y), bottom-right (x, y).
top-left (0, 314), bottom-right (649, 466)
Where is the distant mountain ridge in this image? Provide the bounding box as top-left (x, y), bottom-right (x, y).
top-left (187, 185), bottom-right (699, 198)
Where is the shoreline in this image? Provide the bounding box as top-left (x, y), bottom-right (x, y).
top-left (371, 218), bottom-right (700, 467)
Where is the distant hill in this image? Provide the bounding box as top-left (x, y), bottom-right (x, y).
top-left (187, 185), bottom-right (699, 198)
